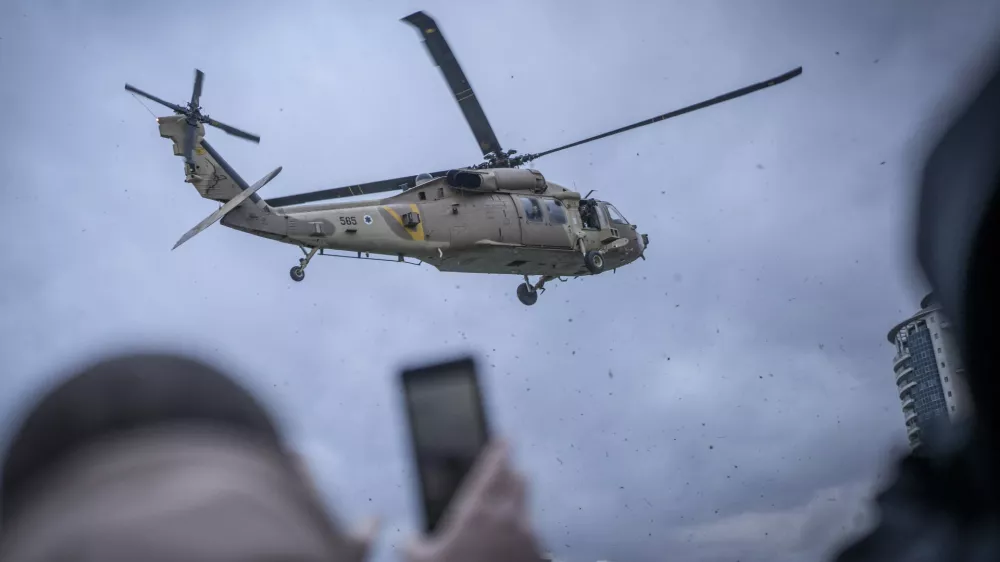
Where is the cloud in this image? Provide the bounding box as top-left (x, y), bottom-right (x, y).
top-left (2, 1), bottom-right (999, 561)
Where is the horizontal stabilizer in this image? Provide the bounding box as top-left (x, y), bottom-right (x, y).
top-left (173, 166), bottom-right (282, 250)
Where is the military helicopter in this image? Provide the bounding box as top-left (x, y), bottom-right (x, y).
top-left (125, 10), bottom-right (801, 306)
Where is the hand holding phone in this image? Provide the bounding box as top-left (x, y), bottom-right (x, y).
top-left (400, 357), bottom-right (545, 561)
top-left (404, 440), bottom-right (545, 562)
top-left (401, 357), bottom-right (490, 533)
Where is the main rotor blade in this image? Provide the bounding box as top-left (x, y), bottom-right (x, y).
top-left (265, 170), bottom-right (449, 208)
top-left (191, 68), bottom-right (205, 109)
top-left (205, 118), bottom-right (261, 144)
top-left (403, 11), bottom-right (503, 158)
top-left (526, 66), bottom-right (803, 161)
top-left (124, 83), bottom-right (186, 114)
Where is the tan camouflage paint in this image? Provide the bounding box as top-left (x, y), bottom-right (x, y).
top-left (157, 115), bottom-right (643, 277)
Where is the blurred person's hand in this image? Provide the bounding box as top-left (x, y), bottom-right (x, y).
top-left (404, 440), bottom-right (545, 562)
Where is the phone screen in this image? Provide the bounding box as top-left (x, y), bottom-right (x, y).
top-left (402, 357), bottom-right (489, 533)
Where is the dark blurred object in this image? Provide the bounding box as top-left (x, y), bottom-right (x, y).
top-left (833, 51), bottom-right (1000, 561)
top-left (400, 356), bottom-right (490, 533)
top-left (0, 352), bottom-right (373, 562)
top-left (0, 353), bottom-right (286, 524)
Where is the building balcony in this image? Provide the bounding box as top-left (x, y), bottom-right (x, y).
top-left (901, 398), bottom-right (915, 410)
top-left (895, 366), bottom-right (914, 385)
top-left (904, 410), bottom-right (918, 423)
top-left (893, 352), bottom-right (911, 371)
top-left (907, 425), bottom-right (921, 439)
top-left (898, 381), bottom-right (917, 398)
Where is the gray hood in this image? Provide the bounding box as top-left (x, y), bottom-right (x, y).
top-left (0, 425), bottom-right (367, 562)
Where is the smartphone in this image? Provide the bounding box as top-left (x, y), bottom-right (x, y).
top-left (401, 356), bottom-right (490, 533)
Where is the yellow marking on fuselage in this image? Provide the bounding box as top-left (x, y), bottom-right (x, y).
top-left (382, 205), bottom-right (426, 241)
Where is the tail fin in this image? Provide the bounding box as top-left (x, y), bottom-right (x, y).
top-left (157, 115), bottom-right (268, 205)
top-left (157, 114), bottom-right (284, 250)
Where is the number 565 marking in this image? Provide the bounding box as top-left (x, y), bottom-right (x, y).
top-left (339, 216), bottom-right (357, 226)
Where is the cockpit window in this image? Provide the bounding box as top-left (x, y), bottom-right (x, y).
top-left (606, 204), bottom-right (629, 225)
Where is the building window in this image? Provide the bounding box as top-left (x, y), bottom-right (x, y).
top-left (948, 391), bottom-right (952, 397)
top-left (945, 376), bottom-right (949, 382)
top-left (934, 333), bottom-right (939, 339)
top-left (941, 362), bottom-right (946, 368)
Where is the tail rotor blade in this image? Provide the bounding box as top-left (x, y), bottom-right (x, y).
top-left (191, 69), bottom-right (205, 109)
top-left (206, 118), bottom-right (261, 143)
top-left (124, 83), bottom-right (186, 114)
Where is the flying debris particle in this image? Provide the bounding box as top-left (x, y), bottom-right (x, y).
top-left (756, 163), bottom-right (764, 169)
top-left (835, 51), bottom-right (840, 55)
top-left (608, 370), bottom-right (614, 379)
top-left (819, 343), bottom-right (825, 350)
top-left (661, 190), bottom-right (665, 195)
top-left (556, 457), bottom-right (563, 465)
top-left (709, 445), bottom-right (714, 450)
top-left (880, 161), bottom-right (886, 165)
top-left (874, 58), bottom-right (880, 63)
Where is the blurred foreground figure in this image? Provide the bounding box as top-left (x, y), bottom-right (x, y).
top-left (0, 353), bottom-right (544, 562)
top-left (0, 353), bottom-right (377, 562)
top-left (833, 50), bottom-right (1000, 561)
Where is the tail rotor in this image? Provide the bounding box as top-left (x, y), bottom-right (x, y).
top-left (125, 69), bottom-right (260, 170)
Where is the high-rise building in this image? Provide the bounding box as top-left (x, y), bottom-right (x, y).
top-left (887, 293), bottom-right (972, 450)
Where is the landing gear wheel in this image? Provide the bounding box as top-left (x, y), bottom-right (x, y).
top-left (517, 282), bottom-right (538, 306)
top-left (584, 250), bottom-right (605, 274)
top-left (290, 266), bottom-right (305, 282)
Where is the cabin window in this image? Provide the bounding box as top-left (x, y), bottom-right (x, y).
top-left (544, 199), bottom-right (568, 225)
top-left (520, 197), bottom-right (544, 222)
top-left (437, 187), bottom-right (444, 199)
top-left (418, 191), bottom-right (426, 200)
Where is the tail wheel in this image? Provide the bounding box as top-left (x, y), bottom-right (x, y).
top-left (290, 266), bottom-right (306, 282)
top-left (584, 250), bottom-right (605, 274)
top-left (516, 282), bottom-right (538, 306)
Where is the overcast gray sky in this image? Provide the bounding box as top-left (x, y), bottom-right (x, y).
top-left (3, 1), bottom-right (1000, 561)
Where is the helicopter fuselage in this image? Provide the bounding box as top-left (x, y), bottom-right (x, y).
top-left (225, 179), bottom-right (646, 277)
top-left (159, 114), bottom-right (646, 279)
